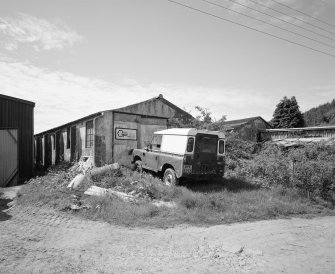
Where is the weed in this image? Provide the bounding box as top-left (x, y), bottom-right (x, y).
top-left (17, 157), bottom-right (335, 227)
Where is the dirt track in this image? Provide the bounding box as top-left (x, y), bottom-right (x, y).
top-left (1, 200), bottom-right (335, 274)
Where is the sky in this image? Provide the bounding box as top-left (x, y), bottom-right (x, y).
top-left (0, 0), bottom-right (334, 133)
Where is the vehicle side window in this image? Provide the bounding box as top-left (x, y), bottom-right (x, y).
top-left (186, 137), bottom-right (194, 152)
top-left (151, 135), bottom-right (162, 150)
top-left (218, 140), bottom-right (225, 154)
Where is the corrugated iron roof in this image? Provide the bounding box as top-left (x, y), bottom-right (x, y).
top-left (0, 94), bottom-right (35, 107)
top-left (224, 116), bottom-right (271, 129)
top-left (35, 111), bottom-right (103, 136)
top-left (273, 137), bottom-right (335, 147)
top-left (34, 95), bottom-right (190, 136)
top-left (113, 94), bottom-right (193, 119)
top-left (263, 125), bottom-right (335, 132)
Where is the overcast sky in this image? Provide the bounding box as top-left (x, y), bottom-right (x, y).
top-left (0, 0), bottom-right (334, 133)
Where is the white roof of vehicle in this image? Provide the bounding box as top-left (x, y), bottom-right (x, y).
top-left (154, 128), bottom-right (225, 138)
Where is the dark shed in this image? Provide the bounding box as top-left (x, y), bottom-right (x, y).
top-left (225, 116), bottom-right (272, 142)
top-left (0, 94), bottom-right (35, 186)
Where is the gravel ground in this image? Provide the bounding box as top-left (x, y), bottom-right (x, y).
top-left (1, 188), bottom-right (335, 274)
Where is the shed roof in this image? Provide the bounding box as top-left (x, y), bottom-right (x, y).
top-left (262, 125), bottom-right (335, 132)
top-left (114, 94), bottom-right (193, 119)
top-left (273, 137), bottom-right (335, 147)
top-left (35, 94), bottom-right (186, 136)
top-left (35, 111), bottom-right (103, 136)
top-left (0, 94), bottom-right (35, 107)
top-left (224, 116), bottom-right (271, 129)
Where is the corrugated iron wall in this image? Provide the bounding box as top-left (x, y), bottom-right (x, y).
top-left (260, 128), bottom-right (335, 141)
top-left (0, 96), bottom-right (35, 183)
top-left (0, 129), bottom-right (18, 187)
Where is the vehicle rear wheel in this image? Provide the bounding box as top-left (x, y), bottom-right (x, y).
top-left (134, 160), bottom-right (143, 173)
top-left (163, 168), bottom-right (179, 186)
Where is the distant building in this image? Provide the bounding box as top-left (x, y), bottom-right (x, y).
top-left (0, 94), bottom-right (35, 187)
top-left (34, 95), bottom-right (193, 168)
top-left (259, 125), bottom-right (335, 146)
top-left (224, 116), bottom-right (272, 142)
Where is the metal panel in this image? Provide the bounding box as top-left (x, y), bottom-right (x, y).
top-left (0, 95), bottom-right (35, 182)
top-left (113, 120), bottom-right (138, 166)
top-left (113, 115), bottom-right (168, 166)
top-left (0, 129), bottom-right (18, 187)
top-left (51, 134), bottom-right (56, 165)
top-left (139, 118), bottom-right (168, 149)
top-left (70, 126), bottom-right (77, 162)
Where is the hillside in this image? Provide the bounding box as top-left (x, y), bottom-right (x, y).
top-left (304, 99), bottom-right (335, 126)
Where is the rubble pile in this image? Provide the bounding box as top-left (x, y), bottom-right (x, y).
top-left (26, 162), bottom-right (177, 210)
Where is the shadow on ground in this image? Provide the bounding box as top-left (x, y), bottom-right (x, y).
top-left (0, 195), bottom-right (12, 221)
top-left (135, 169), bottom-right (260, 194)
top-left (181, 177), bottom-right (261, 193)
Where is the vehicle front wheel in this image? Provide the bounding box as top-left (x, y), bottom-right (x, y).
top-left (163, 168), bottom-right (179, 186)
top-left (134, 160), bottom-right (143, 173)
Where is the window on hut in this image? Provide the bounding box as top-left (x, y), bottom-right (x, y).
top-left (52, 134), bottom-right (56, 150)
top-left (86, 120), bottom-right (94, 148)
top-left (66, 127), bottom-right (70, 149)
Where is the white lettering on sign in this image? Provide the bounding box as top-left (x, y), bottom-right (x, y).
top-left (115, 128), bottom-right (137, 140)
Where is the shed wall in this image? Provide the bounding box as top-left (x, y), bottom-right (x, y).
top-left (35, 118), bottom-right (96, 168)
top-left (0, 96), bottom-right (34, 183)
top-left (0, 129), bottom-right (18, 187)
top-left (259, 127), bottom-right (335, 141)
top-left (235, 118), bottom-right (272, 142)
top-left (94, 111), bottom-right (168, 167)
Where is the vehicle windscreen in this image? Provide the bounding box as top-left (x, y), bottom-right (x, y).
top-left (195, 135), bottom-right (218, 154)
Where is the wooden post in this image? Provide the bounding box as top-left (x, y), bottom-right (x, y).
top-left (290, 159), bottom-right (295, 187)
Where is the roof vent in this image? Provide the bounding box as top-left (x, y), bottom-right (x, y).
top-left (158, 94), bottom-right (163, 98)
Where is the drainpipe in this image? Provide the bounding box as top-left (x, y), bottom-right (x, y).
top-left (93, 112), bottom-right (104, 167)
top-left (112, 111), bottom-right (114, 163)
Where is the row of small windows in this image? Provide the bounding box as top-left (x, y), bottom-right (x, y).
top-left (49, 120), bottom-right (94, 150)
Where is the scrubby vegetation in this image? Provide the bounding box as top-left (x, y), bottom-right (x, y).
top-left (304, 98), bottom-right (335, 126)
top-left (226, 136), bottom-right (335, 205)
top-left (17, 139), bottom-right (335, 227)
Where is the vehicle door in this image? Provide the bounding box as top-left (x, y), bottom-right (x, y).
top-left (193, 134), bottom-right (218, 174)
top-left (143, 134), bottom-right (162, 172)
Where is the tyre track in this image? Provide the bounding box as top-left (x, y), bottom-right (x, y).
top-left (1, 204), bottom-right (335, 273)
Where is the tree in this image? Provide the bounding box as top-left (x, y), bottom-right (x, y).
top-left (271, 96), bottom-right (305, 128)
top-left (304, 98), bottom-right (335, 126)
top-left (169, 106), bottom-right (226, 131)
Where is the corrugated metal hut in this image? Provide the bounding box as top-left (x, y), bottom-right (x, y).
top-left (34, 95), bottom-right (193, 168)
top-left (0, 94), bottom-right (35, 187)
top-left (225, 116), bottom-right (272, 142)
top-left (259, 125), bottom-right (335, 144)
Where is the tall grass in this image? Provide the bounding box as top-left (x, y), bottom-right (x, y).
top-left (78, 181), bottom-right (328, 227)
top-left (228, 141), bottom-right (335, 203)
top-left (17, 139), bottom-right (335, 228)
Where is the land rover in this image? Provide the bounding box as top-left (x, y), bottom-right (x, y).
top-left (132, 128), bottom-right (225, 185)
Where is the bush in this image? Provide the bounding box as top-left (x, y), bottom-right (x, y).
top-left (289, 144), bottom-right (335, 200)
top-left (224, 133), bottom-right (256, 172)
top-left (228, 141), bottom-right (335, 202)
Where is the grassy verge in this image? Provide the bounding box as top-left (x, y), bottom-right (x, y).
top-left (16, 163), bottom-right (335, 227)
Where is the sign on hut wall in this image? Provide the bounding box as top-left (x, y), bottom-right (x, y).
top-left (115, 128), bottom-right (137, 140)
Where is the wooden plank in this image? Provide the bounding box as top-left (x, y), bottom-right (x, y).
top-left (7, 129), bottom-right (18, 143)
top-left (0, 129), bottom-right (18, 187)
